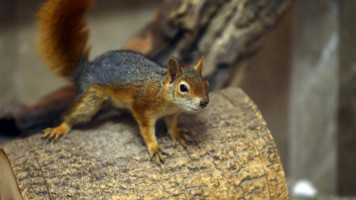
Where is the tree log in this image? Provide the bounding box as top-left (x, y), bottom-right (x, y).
top-left (0, 88), bottom-right (288, 199)
top-left (0, 83), bottom-right (78, 136)
top-left (123, 0), bottom-right (292, 87)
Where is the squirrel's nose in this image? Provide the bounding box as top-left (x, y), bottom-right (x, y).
top-left (200, 100), bottom-right (209, 109)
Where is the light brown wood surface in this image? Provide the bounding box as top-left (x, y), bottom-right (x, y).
top-left (0, 88), bottom-right (288, 199)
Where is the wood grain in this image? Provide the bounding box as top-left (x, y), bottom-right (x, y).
top-left (0, 88), bottom-right (288, 199)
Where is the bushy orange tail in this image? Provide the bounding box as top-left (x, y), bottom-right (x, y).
top-left (37, 0), bottom-right (93, 78)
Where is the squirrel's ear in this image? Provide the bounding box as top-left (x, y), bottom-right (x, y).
top-left (167, 57), bottom-right (182, 83)
top-left (193, 56), bottom-right (204, 73)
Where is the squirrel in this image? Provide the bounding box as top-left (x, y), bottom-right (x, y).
top-left (37, 0), bottom-right (209, 164)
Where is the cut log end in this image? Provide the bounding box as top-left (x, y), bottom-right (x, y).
top-left (0, 150), bottom-right (23, 200)
top-left (0, 88), bottom-right (288, 199)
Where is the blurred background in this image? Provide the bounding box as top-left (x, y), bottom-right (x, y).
top-left (0, 0), bottom-right (354, 199)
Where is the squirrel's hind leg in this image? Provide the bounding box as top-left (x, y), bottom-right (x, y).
top-left (42, 84), bottom-right (106, 140)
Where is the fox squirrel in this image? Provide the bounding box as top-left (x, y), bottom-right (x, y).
top-left (37, 0), bottom-right (209, 164)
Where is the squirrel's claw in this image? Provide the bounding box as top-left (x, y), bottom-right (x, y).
top-left (148, 145), bottom-right (166, 165)
top-left (41, 128), bottom-right (52, 138)
top-left (150, 153), bottom-right (164, 165)
top-left (41, 123), bottom-right (69, 140)
top-left (41, 128), bottom-right (63, 140)
top-left (172, 128), bottom-right (194, 148)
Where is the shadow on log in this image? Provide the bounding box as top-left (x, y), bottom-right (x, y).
top-left (0, 88), bottom-right (288, 199)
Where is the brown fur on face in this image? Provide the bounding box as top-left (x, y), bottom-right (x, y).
top-left (177, 70), bottom-right (209, 98)
top-left (164, 57), bottom-right (209, 112)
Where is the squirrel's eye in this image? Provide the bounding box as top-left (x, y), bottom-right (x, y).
top-left (180, 84), bottom-right (189, 92)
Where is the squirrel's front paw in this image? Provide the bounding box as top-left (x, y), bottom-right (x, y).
top-left (42, 123), bottom-right (70, 140)
top-left (172, 128), bottom-right (193, 148)
top-left (148, 144), bottom-right (167, 165)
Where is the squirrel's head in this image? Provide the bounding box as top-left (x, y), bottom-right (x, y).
top-left (164, 56), bottom-right (209, 112)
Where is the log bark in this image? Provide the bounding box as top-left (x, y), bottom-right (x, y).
top-left (0, 88), bottom-right (288, 199)
top-left (0, 83), bottom-right (78, 136)
top-left (123, 0), bottom-right (292, 87)
top-left (0, 0), bottom-right (292, 135)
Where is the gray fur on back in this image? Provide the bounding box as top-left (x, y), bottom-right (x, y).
top-left (75, 50), bottom-right (167, 92)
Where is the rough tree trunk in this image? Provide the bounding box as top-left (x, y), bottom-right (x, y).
top-left (124, 0), bottom-right (292, 87)
top-left (0, 0), bottom-right (292, 135)
top-left (0, 88), bottom-right (288, 199)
